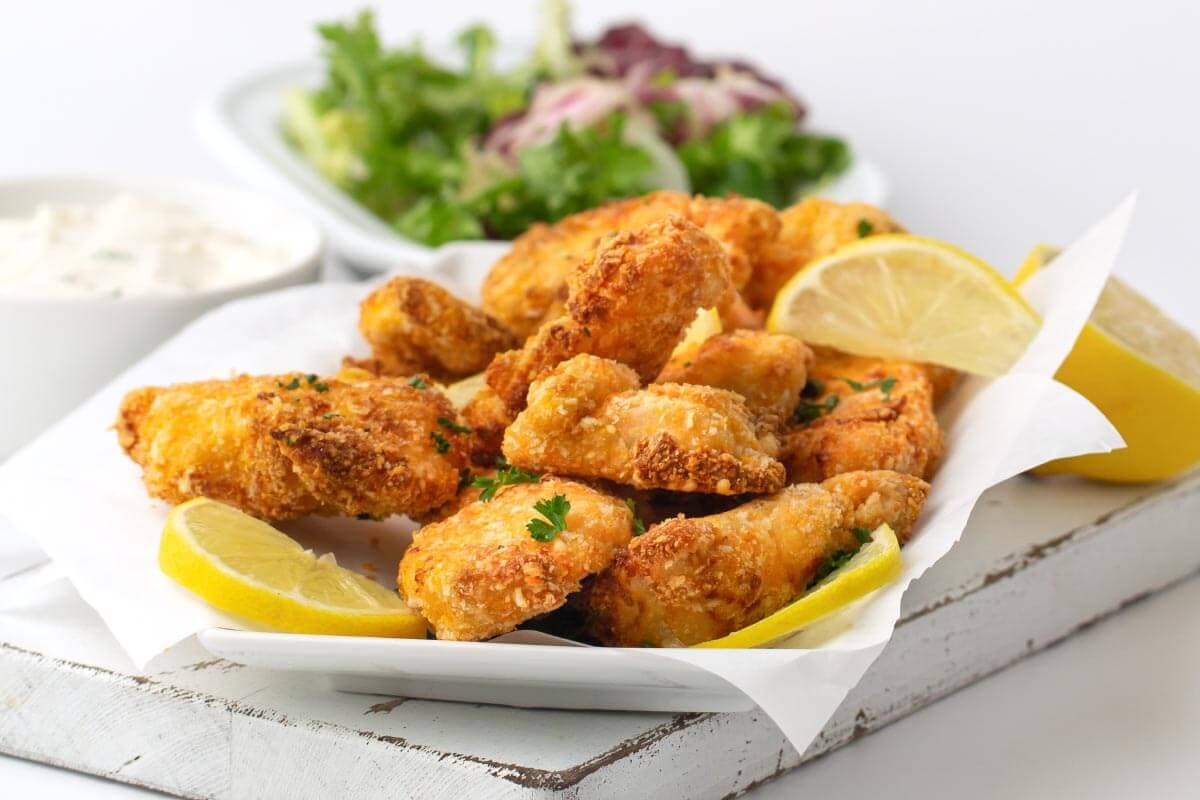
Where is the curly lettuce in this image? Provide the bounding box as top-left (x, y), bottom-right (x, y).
top-left (678, 104), bottom-right (851, 207)
top-left (283, 7), bottom-right (851, 246)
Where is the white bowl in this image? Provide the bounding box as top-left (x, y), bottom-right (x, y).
top-left (197, 61), bottom-right (889, 276)
top-left (0, 175), bottom-right (323, 457)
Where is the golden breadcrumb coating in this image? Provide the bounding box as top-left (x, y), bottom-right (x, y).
top-left (461, 383), bottom-right (513, 465)
top-left (923, 363), bottom-right (963, 404)
top-left (115, 373), bottom-right (469, 520)
top-left (503, 354), bottom-right (784, 495)
top-left (782, 353), bottom-right (944, 483)
top-left (747, 198), bottom-right (905, 308)
top-left (486, 216), bottom-right (732, 413)
top-left (481, 191), bottom-right (777, 338)
top-left (584, 470), bottom-right (929, 647)
top-left (416, 468), bottom-right (496, 524)
top-left (807, 345), bottom-right (961, 404)
top-left (399, 478), bottom-right (633, 641)
top-left (657, 330), bottom-right (813, 423)
top-left (356, 276), bottom-right (517, 381)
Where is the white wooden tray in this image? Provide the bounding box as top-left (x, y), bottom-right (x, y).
top-left (2, 471), bottom-right (1196, 799)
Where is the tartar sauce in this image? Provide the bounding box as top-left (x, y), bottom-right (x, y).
top-left (0, 193), bottom-right (292, 297)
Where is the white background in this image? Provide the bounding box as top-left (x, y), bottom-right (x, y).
top-left (3, 1), bottom-right (1199, 797)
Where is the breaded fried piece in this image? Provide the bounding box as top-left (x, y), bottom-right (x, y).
top-left (584, 470), bottom-right (929, 647)
top-left (782, 353), bottom-right (943, 483)
top-left (116, 372), bottom-right (469, 520)
top-left (657, 330), bottom-right (813, 422)
top-left (503, 354), bottom-right (785, 495)
top-left (486, 216), bottom-right (732, 413)
top-left (399, 478), bottom-right (633, 641)
top-left (806, 345), bottom-right (961, 404)
top-left (923, 363), bottom-right (963, 404)
top-left (747, 198), bottom-right (905, 308)
top-left (481, 191), bottom-right (777, 338)
top-left (461, 383), bottom-right (513, 465)
top-left (355, 276), bottom-right (517, 381)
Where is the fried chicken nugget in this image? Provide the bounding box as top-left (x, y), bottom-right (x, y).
top-left (354, 276), bottom-right (518, 381)
top-left (399, 478), bottom-right (633, 641)
top-left (746, 197), bottom-right (905, 308)
top-left (481, 191), bottom-right (777, 339)
top-left (584, 470), bottom-right (929, 647)
top-left (782, 353), bottom-right (944, 483)
top-left (116, 372), bottom-right (469, 520)
top-left (461, 383), bottom-right (513, 465)
top-left (657, 330), bottom-right (813, 423)
top-left (503, 354), bottom-right (785, 495)
top-left (486, 215), bottom-right (732, 414)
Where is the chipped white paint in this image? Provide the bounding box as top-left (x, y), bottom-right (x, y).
top-left (0, 472), bottom-right (1197, 799)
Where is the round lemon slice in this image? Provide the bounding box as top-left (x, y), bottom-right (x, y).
top-left (695, 524), bottom-right (902, 649)
top-left (1015, 246), bottom-right (1200, 483)
top-left (160, 498), bottom-right (426, 637)
top-left (767, 234), bottom-right (1041, 376)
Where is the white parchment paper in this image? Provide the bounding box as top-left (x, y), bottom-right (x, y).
top-left (0, 196), bottom-right (1133, 751)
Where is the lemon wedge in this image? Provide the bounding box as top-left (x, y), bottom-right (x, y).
top-left (695, 524), bottom-right (902, 649)
top-left (667, 306), bottom-right (723, 365)
top-left (444, 371), bottom-right (487, 409)
top-left (767, 234), bottom-right (1041, 376)
top-left (160, 498), bottom-right (426, 637)
top-left (1015, 246), bottom-right (1200, 483)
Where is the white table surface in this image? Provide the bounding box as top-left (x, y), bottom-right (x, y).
top-left (4, 1), bottom-right (1198, 797)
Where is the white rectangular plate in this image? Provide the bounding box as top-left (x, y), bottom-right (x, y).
top-left (196, 474), bottom-right (1197, 714)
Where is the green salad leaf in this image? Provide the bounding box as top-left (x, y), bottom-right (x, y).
top-left (678, 104), bottom-right (851, 207)
top-left (284, 8), bottom-right (852, 246)
top-left (468, 113), bottom-right (655, 239)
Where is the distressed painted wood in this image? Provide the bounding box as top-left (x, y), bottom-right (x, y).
top-left (0, 472), bottom-right (1197, 799)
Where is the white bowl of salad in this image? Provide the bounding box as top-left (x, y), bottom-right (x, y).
top-left (199, 1), bottom-right (885, 276)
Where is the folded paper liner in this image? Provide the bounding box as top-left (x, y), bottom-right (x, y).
top-left (0, 196), bottom-right (1134, 751)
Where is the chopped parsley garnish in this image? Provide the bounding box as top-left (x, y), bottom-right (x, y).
top-left (430, 431), bottom-right (452, 454)
top-left (852, 526), bottom-right (873, 545)
top-left (792, 394), bottom-right (839, 424)
top-left (526, 494), bottom-right (570, 542)
top-left (800, 378), bottom-right (824, 399)
top-left (322, 412), bottom-right (340, 420)
top-left (838, 375), bottom-right (898, 400)
top-left (306, 374), bottom-right (318, 384)
top-left (278, 377), bottom-right (301, 391)
top-left (457, 467), bottom-right (473, 490)
top-left (473, 465), bottom-right (541, 502)
top-left (408, 376), bottom-right (428, 389)
top-left (810, 549), bottom-right (856, 587)
top-left (313, 381), bottom-right (330, 393)
top-left (625, 498), bottom-right (646, 536)
top-left (857, 218), bottom-right (874, 238)
top-left (437, 417), bottom-right (472, 435)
